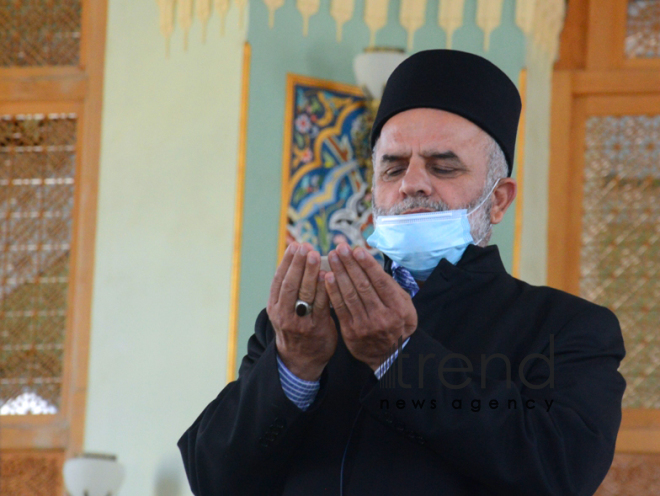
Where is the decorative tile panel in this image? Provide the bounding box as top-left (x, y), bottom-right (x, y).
top-left (0, 0), bottom-right (82, 66)
top-left (626, 0), bottom-right (660, 58)
top-left (281, 75), bottom-right (382, 263)
top-left (581, 115), bottom-right (660, 408)
top-left (0, 114), bottom-right (77, 415)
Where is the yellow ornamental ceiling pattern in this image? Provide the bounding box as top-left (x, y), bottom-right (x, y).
top-left (154, 0), bottom-right (566, 61)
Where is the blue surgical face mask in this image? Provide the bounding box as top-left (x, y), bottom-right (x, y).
top-left (366, 182), bottom-right (498, 281)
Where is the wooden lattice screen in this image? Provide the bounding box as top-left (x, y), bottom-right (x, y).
top-left (580, 114), bottom-right (660, 409)
top-left (552, 0), bottom-right (660, 493)
top-left (0, 1), bottom-right (82, 67)
top-left (595, 453), bottom-right (660, 495)
top-left (625, 0), bottom-right (660, 58)
top-left (1, 114), bottom-right (77, 416)
top-left (0, 451), bottom-right (65, 496)
top-left (0, 1), bottom-right (106, 496)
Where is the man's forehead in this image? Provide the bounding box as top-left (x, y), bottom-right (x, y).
top-left (380, 108), bottom-right (485, 139)
top-left (376, 110), bottom-right (487, 155)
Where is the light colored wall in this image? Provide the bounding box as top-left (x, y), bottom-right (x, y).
top-left (84, 1), bottom-right (245, 495)
top-left (519, 49), bottom-right (552, 286)
top-left (236, 0), bottom-right (527, 373)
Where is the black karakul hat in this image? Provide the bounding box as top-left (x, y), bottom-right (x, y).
top-left (370, 49), bottom-right (522, 176)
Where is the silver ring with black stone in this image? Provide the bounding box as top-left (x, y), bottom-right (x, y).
top-left (295, 299), bottom-right (313, 317)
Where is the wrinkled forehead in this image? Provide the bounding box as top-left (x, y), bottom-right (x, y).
top-left (374, 108), bottom-right (491, 162)
top-left (377, 109), bottom-right (488, 146)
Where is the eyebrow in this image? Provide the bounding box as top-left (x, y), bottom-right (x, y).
top-left (380, 153), bottom-right (408, 163)
top-left (379, 150), bottom-right (465, 165)
top-left (421, 150), bottom-right (461, 161)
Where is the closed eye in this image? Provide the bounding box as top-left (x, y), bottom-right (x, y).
top-left (384, 166), bottom-right (459, 178)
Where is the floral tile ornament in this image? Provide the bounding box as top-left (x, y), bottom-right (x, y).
top-left (280, 75), bottom-right (383, 265)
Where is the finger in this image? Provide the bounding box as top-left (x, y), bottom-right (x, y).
top-left (279, 242), bottom-right (313, 311)
top-left (353, 246), bottom-right (400, 308)
top-left (328, 250), bottom-right (367, 320)
top-left (269, 242), bottom-right (298, 307)
top-left (298, 250), bottom-right (320, 304)
top-left (324, 272), bottom-right (351, 326)
top-left (335, 243), bottom-right (385, 314)
top-left (312, 270), bottom-right (330, 314)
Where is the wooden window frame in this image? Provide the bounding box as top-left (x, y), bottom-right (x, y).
top-left (0, 0), bottom-right (107, 460)
top-left (550, 0), bottom-right (660, 454)
top-left (588, 0), bottom-right (660, 70)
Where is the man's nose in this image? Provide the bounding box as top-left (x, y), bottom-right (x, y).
top-left (399, 158), bottom-right (432, 198)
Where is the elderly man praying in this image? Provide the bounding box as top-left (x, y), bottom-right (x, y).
top-left (179, 49), bottom-right (625, 496)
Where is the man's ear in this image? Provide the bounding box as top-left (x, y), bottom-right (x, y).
top-left (489, 178), bottom-right (517, 225)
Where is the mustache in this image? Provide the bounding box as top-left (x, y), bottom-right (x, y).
top-left (373, 196), bottom-right (452, 216)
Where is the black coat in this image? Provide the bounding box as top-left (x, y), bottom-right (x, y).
top-left (178, 245), bottom-right (626, 495)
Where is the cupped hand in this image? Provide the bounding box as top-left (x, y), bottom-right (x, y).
top-left (324, 243), bottom-right (418, 371)
top-left (267, 242), bottom-right (338, 381)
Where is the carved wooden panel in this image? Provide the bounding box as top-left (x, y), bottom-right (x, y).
top-left (0, 450), bottom-right (64, 496)
top-left (596, 453), bottom-right (660, 495)
top-left (0, 113), bottom-right (77, 416)
top-left (0, 0), bottom-right (82, 67)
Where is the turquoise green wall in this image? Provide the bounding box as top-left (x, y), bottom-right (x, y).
top-left (86, 1), bottom-right (245, 495)
top-left (237, 0), bottom-right (526, 373)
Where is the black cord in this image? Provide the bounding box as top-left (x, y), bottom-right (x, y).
top-left (340, 406), bottom-right (363, 496)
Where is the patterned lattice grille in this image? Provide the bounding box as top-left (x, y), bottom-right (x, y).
top-left (0, 0), bottom-right (82, 67)
top-left (0, 114), bottom-right (77, 415)
top-left (581, 115), bottom-right (660, 409)
top-left (626, 0), bottom-right (660, 58)
top-left (0, 450), bottom-right (64, 496)
top-left (595, 453), bottom-right (660, 495)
